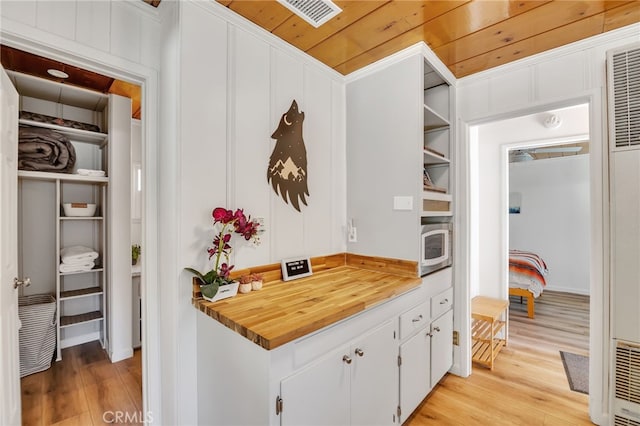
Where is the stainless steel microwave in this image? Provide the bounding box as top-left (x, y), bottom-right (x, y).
top-left (420, 222), bottom-right (452, 276)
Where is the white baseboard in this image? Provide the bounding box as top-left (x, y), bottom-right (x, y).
top-left (60, 332), bottom-right (101, 349)
top-left (544, 285), bottom-right (590, 296)
top-left (109, 347), bottom-right (134, 363)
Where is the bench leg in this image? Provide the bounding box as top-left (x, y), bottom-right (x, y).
top-left (527, 295), bottom-right (534, 319)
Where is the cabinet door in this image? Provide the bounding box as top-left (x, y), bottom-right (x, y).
top-left (399, 329), bottom-right (430, 422)
top-left (430, 309), bottom-right (453, 388)
top-left (350, 319), bottom-right (398, 426)
top-left (280, 344), bottom-right (350, 426)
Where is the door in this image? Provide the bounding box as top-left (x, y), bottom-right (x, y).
top-left (350, 319), bottom-right (398, 426)
top-left (0, 65), bottom-right (21, 426)
top-left (280, 344), bottom-right (350, 426)
top-left (399, 329), bottom-right (430, 422)
top-left (430, 309), bottom-right (453, 388)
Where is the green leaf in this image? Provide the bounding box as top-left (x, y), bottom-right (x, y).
top-left (200, 282), bottom-right (219, 299)
top-left (184, 267), bottom-right (208, 283)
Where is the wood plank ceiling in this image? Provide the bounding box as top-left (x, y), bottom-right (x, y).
top-left (217, 0), bottom-right (640, 77)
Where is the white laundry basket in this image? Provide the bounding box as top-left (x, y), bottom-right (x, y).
top-left (18, 294), bottom-right (56, 377)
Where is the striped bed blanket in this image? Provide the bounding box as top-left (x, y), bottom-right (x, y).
top-left (509, 249), bottom-right (548, 298)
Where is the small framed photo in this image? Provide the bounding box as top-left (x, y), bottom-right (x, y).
top-left (281, 257), bottom-right (313, 281)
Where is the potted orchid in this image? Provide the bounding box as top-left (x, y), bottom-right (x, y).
top-left (185, 207), bottom-right (261, 302)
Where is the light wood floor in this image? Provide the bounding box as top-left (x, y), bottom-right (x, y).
top-left (21, 342), bottom-right (142, 426)
top-left (407, 290), bottom-right (592, 426)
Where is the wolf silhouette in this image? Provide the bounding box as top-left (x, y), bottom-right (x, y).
top-left (267, 100), bottom-right (309, 212)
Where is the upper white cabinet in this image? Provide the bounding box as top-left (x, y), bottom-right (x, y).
top-left (346, 51), bottom-right (455, 263)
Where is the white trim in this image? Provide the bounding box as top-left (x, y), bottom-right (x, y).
top-left (109, 347), bottom-right (135, 363)
top-left (459, 23), bottom-right (640, 86)
top-left (460, 91), bottom-right (608, 425)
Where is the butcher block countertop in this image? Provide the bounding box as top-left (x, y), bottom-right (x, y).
top-left (192, 253), bottom-right (420, 350)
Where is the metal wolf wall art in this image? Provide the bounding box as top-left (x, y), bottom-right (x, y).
top-left (267, 100), bottom-right (309, 212)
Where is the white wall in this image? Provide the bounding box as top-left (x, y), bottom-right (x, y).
top-left (159, 1), bottom-right (346, 423)
top-left (509, 155), bottom-right (590, 295)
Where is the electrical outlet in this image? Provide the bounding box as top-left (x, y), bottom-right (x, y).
top-left (348, 226), bottom-right (357, 242)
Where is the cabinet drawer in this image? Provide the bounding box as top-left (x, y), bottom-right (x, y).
top-left (399, 301), bottom-right (430, 339)
top-left (431, 287), bottom-right (453, 319)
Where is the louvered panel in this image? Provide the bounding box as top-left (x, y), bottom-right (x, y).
top-left (615, 415), bottom-right (640, 426)
top-left (611, 46), bottom-right (640, 149)
top-left (616, 341), bottom-right (640, 405)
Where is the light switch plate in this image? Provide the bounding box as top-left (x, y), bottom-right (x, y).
top-left (393, 196), bottom-right (413, 211)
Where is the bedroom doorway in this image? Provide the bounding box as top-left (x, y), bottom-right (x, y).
top-left (469, 101), bottom-right (595, 420)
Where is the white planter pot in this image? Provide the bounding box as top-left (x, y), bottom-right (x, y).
top-left (251, 280), bottom-right (263, 291)
top-left (238, 283), bottom-right (252, 294)
top-left (202, 281), bottom-right (239, 302)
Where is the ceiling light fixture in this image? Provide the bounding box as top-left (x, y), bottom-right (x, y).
top-left (47, 69), bottom-right (69, 79)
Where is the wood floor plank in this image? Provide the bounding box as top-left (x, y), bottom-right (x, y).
top-left (49, 412), bottom-right (93, 426)
top-left (42, 388), bottom-right (89, 425)
top-left (21, 372), bottom-right (43, 426)
top-left (84, 376), bottom-right (140, 426)
top-left (407, 290), bottom-right (592, 425)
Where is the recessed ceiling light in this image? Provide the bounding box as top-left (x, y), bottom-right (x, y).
top-left (47, 69), bottom-right (69, 79)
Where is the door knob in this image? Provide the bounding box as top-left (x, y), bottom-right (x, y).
top-left (355, 348), bottom-right (364, 357)
top-left (14, 277), bottom-right (31, 289)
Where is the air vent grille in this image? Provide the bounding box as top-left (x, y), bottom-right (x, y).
top-left (615, 414), bottom-right (640, 426)
top-left (616, 341), bottom-right (640, 405)
top-left (277, 0), bottom-right (342, 28)
top-left (611, 46), bottom-right (640, 148)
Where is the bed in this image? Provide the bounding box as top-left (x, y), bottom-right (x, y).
top-left (508, 249), bottom-right (548, 319)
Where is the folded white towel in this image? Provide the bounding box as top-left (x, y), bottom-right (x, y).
top-left (60, 245), bottom-right (99, 264)
top-left (77, 168), bottom-right (106, 177)
top-left (59, 261), bottom-right (95, 273)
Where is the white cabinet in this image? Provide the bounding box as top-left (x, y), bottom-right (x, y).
top-left (398, 270), bottom-right (453, 422)
top-left (430, 309), bottom-right (453, 388)
top-left (280, 319), bottom-right (398, 426)
top-left (398, 299), bottom-right (431, 419)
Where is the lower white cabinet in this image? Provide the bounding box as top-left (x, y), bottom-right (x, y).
top-left (430, 309), bottom-right (453, 389)
top-left (280, 319), bottom-right (398, 426)
top-left (399, 325), bottom-right (430, 420)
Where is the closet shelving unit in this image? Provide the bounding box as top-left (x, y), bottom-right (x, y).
top-left (13, 70), bottom-right (109, 361)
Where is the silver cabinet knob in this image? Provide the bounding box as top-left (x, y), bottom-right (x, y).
top-left (412, 314), bottom-right (423, 323)
top-left (440, 298), bottom-right (448, 305)
top-left (355, 348), bottom-right (364, 357)
top-left (14, 277), bottom-right (31, 289)
top-left (433, 326), bottom-right (441, 333)
top-left (343, 355), bottom-right (352, 364)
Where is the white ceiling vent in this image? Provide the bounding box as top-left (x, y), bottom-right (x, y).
top-left (277, 0), bottom-right (342, 28)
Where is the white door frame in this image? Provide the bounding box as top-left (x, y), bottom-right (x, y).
top-left (457, 90), bottom-right (608, 425)
top-left (0, 33), bottom-right (161, 422)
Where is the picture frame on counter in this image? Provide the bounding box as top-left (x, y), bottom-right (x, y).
top-left (281, 256), bottom-right (313, 281)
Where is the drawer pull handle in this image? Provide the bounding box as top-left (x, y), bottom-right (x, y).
top-left (433, 326), bottom-right (441, 333)
top-left (343, 355), bottom-right (352, 364)
top-left (412, 315), bottom-right (423, 323)
top-left (440, 298), bottom-right (449, 305)
top-left (355, 348), bottom-right (364, 357)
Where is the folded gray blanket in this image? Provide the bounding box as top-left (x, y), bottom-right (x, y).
top-left (18, 127), bottom-right (76, 173)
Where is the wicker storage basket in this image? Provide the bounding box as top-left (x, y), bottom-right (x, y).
top-left (18, 294), bottom-right (56, 377)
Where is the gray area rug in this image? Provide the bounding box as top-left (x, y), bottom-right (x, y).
top-left (560, 351), bottom-right (589, 394)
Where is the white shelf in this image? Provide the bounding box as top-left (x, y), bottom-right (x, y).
top-left (423, 191), bottom-right (452, 202)
top-left (18, 170), bottom-right (108, 183)
top-left (423, 104), bottom-right (449, 130)
top-left (60, 286), bottom-right (104, 301)
top-left (60, 216), bottom-right (104, 221)
top-left (423, 149), bottom-right (450, 165)
top-left (20, 118), bottom-right (107, 145)
top-left (59, 267), bottom-right (104, 276)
